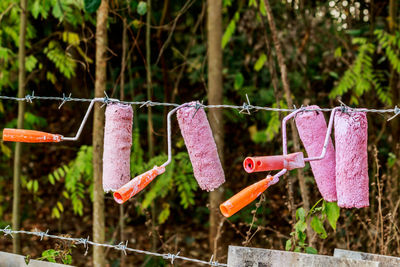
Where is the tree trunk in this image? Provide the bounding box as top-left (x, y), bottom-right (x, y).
top-left (207, 0), bottom-right (224, 258)
top-left (389, 0), bottom-right (399, 144)
top-left (12, 0), bottom-right (28, 254)
top-left (262, 0), bottom-right (312, 243)
top-left (119, 17), bottom-right (127, 267)
top-left (146, 0), bottom-right (154, 159)
top-left (93, 1), bottom-right (108, 266)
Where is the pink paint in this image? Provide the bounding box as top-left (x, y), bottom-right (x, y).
top-left (295, 105), bottom-right (337, 202)
top-left (103, 103), bottom-right (133, 192)
top-left (177, 102), bottom-right (225, 191)
top-left (334, 110), bottom-right (369, 208)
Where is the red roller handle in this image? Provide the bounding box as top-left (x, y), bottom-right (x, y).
top-left (220, 176), bottom-right (275, 218)
top-left (243, 152), bottom-right (305, 173)
top-left (2, 129), bottom-right (62, 143)
top-left (113, 166), bottom-right (165, 204)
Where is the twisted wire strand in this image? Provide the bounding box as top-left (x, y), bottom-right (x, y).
top-left (0, 226), bottom-right (226, 266)
top-left (0, 94), bottom-right (398, 119)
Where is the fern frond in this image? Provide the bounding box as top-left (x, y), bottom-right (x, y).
top-left (44, 41), bottom-right (76, 79)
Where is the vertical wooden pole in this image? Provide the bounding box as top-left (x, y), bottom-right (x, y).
top-left (93, 0), bottom-right (108, 266)
top-left (207, 0), bottom-right (224, 258)
top-left (13, 0), bottom-right (28, 254)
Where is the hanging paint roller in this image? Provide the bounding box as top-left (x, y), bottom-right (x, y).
top-left (334, 109), bottom-right (369, 208)
top-left (176, 102), bottom-right (225, 191)
top-left (113, 104), bottom-right (188, 204)
top-left (295, 105), bottom-right (337, 202)
top-left (113, 101), bottom-right (226, 203)
top-left (102, 103), bottom-right (133, 192)
top-left (2, 98), bottom-right (103, 143)
top-left (220, 107), bottom-right (338, 217)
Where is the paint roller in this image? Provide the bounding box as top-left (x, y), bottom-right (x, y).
top-left (102, 103), bottom-right (133, 192)
top-left (113, 104), bottom-right (187, 204)
top-left (113, 102), bottom-right (226, 203)
top-left (2, 98), bottom-right (102, 143)
top-left (176, 102), bottom-right (225, 191)
top-left (2, 98), bottom-right (136, 193)
top-left (220, 107), bottom-right (338, 217)
top-left (295, 105), bottom-right (337, 202)
top-left (335, 109), bottom-right (369, 208)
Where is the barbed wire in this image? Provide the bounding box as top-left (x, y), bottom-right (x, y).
top-left (0, 225), bottom-right (227, 266)
top-left (0, 93), bottom-right (399, 120)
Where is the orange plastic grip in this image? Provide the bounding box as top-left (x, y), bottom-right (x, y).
top-left (243, 152), bottom-right (305, 173)
top-left (2, 128), bottom-right (63, 143)
top-left (219, 176), bottom-right (275, 218)
top-left (113, 166), bottom-right (165, 204)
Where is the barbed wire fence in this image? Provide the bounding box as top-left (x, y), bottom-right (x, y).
top-left (0, 92), bottom-right (399, 266)
top-left (0, 93), bottom-right (399, 120)
top-left (0, 225), bottom-right (227, 266)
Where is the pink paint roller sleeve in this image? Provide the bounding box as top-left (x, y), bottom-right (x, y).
top-left (103, 103), bottom-right (133, 192)
top-left (295, 105), bottom-right (337, 202)
top-left (177, 102), bottom-right (225, 191)
top-left (334, 111), bottom-right (369, 208)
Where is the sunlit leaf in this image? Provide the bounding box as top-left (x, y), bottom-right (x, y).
top-left (311, 216), bottom-right (327, 239)
top-left (285, 239), bottom-right (292, 251)
top-left (324, 201), bottom-right (340, 230)
top-left (137, 2), bottom-right (147, 15)
top-left (254, 53), bottom-right (267, 71)
top-left (305, 247), bottom-right (318, 254)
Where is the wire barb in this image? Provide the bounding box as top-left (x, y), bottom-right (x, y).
top-left (239, 94), bottom-right (253, 115)
top-left (25, 91), bottom-right (35, 103)
top-left (192, 100), bottom-right (205, 118)
top-left (140, 100), bottom-right (155, 108)
top-left (2, 225), bottom-right (13, 238)
top-left (338, 99), bottom-right (349, 113)
top-left (58, 93), bottom-right (72, 109)
top-left (164, 251), bottom-right (180, 264)
top-left (116, 240), bottom-right (129, 255)
top-left (388, 106), bottom-right (400, 121)
top-left (38, 229), bottom-right (49, 240)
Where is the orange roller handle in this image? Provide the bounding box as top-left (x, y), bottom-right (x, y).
top-left (113, 166), bottom-right (165, 204)
top-left (2, 128), bottom-right (63, 143)
top-left (220, 176), bottom-right (275, 218)
top-left (243, 152), bottom-right (305, 173)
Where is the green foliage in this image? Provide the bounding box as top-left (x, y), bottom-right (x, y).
top-left (325, 201), bottom-right (340, 230)
top-left (44, 41), bottom-right (77, 79)
top-left (84, 0), bottom-right (101, 13)
top-left (139, 152), bottom-right (197, 217)
top-left (330, 29), bottom-right (400, 105)
top-left (129, 128), bottom-right (197, 224)
top-left (222, 12), bottom-right (240, 49)
top-left (64, 145), bottom-right (93, 215)
top-left (254, 53), bottom-right (267, 71)
top-left (387, 152), bottom-right (397, 168)
top-left (311, 215), bottom-right (327, 239)
top-left (137, 1), bottom-right (147, 16)
top-left (249, 101), bottom-right (286, 144)
top-left (375, 29), bottom-right (400, 73)
top-left (286, 199), bottom-right (340, 253)
top-left (174, 152), bottom-right (198, 208)
top-left (234, 72), bottom-right (244, 90)
top-left (46, 146), bottom-right (93, 218)
top-left (38, 249), bottom-right (72, 264)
